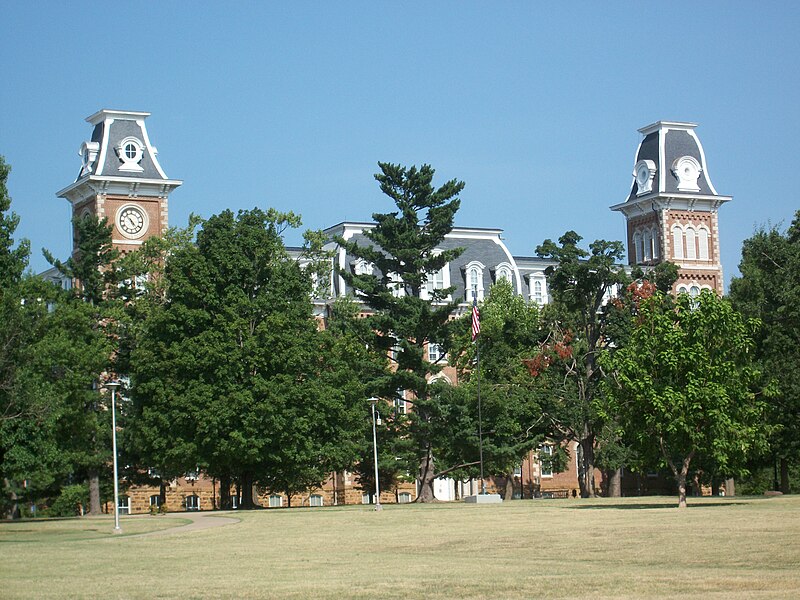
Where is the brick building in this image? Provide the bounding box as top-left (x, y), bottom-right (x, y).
top-left (54, 111), bottom-right (729, 513)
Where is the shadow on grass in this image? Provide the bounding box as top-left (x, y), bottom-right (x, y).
top-left (566, 501), bottom-right (749, 510)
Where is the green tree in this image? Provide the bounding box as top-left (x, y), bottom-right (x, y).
top-left (450, 279), bottom-right (548, 499)
top-left (602, 291), bottom-right (768, 508)
top-left (337, 162), bottom-right (464, 502)
top-left (43, 213), bottom-right (120, 515)
top-left (131, 209), bottom-right (365, 508)
top-left (729, 213), bottom-right (800, 493)
top-left (533, 231), bottom-right (629, 497)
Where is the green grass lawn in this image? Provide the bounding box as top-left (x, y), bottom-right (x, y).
top-left (2, 495), bottom-right (799, 599)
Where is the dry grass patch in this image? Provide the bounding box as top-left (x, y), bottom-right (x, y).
top-left (2, 495), bottom-right (799, 599)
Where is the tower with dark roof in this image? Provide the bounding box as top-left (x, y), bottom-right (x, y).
top-left (610, 121), bottom-right (731, 295)
top-left (56, 109), bottom-right (182, 256)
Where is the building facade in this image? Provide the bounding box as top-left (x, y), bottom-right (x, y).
top-left (55, 111), bottom-right (728, 512)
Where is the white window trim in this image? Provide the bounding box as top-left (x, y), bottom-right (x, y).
top-left (269, 495), bottom-right (282, 508)
top-left (118, 495), bottom-right (131, 514)
top-left (539, 445), bottom-right (554, 478)
top-left (465, 261), bottom-right (486, 301)
top-left (309, 494), bottom-right (324, 507)
top-left (185, 494), bottom-right (200, 511)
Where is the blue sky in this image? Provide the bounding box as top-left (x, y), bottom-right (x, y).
top-left (2, 2), bottom-right (798, 288)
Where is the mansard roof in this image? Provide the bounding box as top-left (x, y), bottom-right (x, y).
top-left (57, 109), bottom-right (182, 205)
top-left (611, 121), bottom-right (731, 216)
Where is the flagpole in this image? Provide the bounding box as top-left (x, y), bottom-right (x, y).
top-left (472, 286), bottom-right (485, 495)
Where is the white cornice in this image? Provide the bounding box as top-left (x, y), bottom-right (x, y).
top-left (610, 194), bottom-right (731, 216)
top-left (57, 176), bottom-right (183, 204)
top-left (86, 109), bottom-right (151, 125)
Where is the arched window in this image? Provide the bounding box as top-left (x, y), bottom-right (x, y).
top-left (495, 262), bottom-right (513, 285)
top-left (643, 230), bottom-right (652, 261)
top-left (651, 228), bottom-right (660, 259)
top-left (672, 226), bottom-right (684, 260)
top-left (685, 227), bottom-right (697, 260)
top-left (185, 495), bottom-right (200, 511)
top-left (689, 285), bottom-right (700, 298)
top-left (634, 232), bottom-right (644, 263)
top-left (464, 262), bottom-right (485, 301)
top-left (698, 227), bottom-right (710, 260)
top-left (532, 279), bottom-right (544, 305)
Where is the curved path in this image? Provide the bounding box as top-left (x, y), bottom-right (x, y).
top-left (130, 511), bottom-right (240, 538)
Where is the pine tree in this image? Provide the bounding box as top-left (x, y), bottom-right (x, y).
top-left (337, 162), bottom-right (464, 502)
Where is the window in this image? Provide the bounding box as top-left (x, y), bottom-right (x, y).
top-left (634, 231), bottom-right (643, 263)
top-left (309, 494), bottom-right (324, 507)
top-left (269, 495), bottom-right (282, 508)
top-left (530, 277), bottom-right (546, 305)
top-left (465, 262), bottom-right (485, 301)
top-left (539, 446), bottom-right (554, 478)
top-left (230, 495), bottom-right (239, 509)
top-left (353, 259), bottom-right (373, 276)
top-left (685, 227), bottom-right (697, 260)
top-left (689, 285), bottom-right (700, 298)
top-left (388, 272), bottom-right (405, 298)
top-left (398, 492), bottom-right (412, 504)
top-left (116, 137), bottom-right (144, 172)
top-left (643, 230), bottom-right (652, 261)
top-left (395, 390), bottom-right (407, 415)
top-left (149, 495), bottom-right (160, 508)
top-left (185, 495), bottom-right (200, 511)
top-left (698, 227), bottom-right (710, 260)
top-left (423, 264), bottom-right (449, 301)
top-left (118, 495), bottom-right (131, 515)
top-left (428, 343), bottom-right (445, 363)
top-left (362, 492), bottom-right (372, 505)
top-left (495, 263), bottom-right (513, 284)
top-left (513, 464), bottom-right (522, 477)
top-left (672, 226), bottom-right (684, 260)
top-left (651, 228), bottom-right (660, 259)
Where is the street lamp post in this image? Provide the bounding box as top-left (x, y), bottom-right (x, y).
top-left (106, 380), bottom-right (122, 533)
top-left (369, 398), bottom-right (382, 511)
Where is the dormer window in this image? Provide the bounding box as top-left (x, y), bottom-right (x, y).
top-left (116, 136), bottom-right (144, 172)
top-left (464, 261), bottom-right (485, 302)
top-left (494, 263), bottom-right (513, 284)
top-left (672, 156), bottom-right (702, 192)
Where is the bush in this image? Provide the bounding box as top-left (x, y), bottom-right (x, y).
top-left (45, 484), bottom-right (88, 517)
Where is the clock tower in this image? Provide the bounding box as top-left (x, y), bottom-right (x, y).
top-left (610, 121), bottom-right (731, 295)
top-left (57, 109), bottom-right (181, 256)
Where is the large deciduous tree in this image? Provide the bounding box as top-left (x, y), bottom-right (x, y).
top-left (602, 290), bottom-right (768, 508)
top-left (450, 279), bottom-right (549, 499)
top-left (729, 212), bottom-right (800, 493)
top-left (130, 209), bottom-right (364, 508)
top-left (338, 162), bottom-right (464, 502)
top-left (532, 231), bottom-right (629, 497)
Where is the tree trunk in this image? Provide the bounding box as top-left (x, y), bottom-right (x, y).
top-left (239, 473), bottom-right (256, 509)
top-left (218, 473), bottom-right (232, 510)
top-left (607, 468), bottom-right (622, 497)
top-left (503, 472), bottom-right (514, 501)
top-left (577, 433), bottom-right (596, 498)
top-left (725, 477), bottom-right (735, 498)
top-left (159, 479), bottom-right (167, 507)
top-left (416, 447), bottom-right (437, 502)
top-left (711, 477), bottom-right (720, 497)
top-left (87, 471), bottom-right (102, 515)
top-left (692, 472), bottom-right (702, 496)
top-left (780, 458), bottom-right (790, 494)
top-left (677, 472), bottom-right (688, 509)
top-left (4, 478), bottom-right (20, 520)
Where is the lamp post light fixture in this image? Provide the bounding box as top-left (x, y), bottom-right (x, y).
top-left (369, 398), bottom-right (382, 511)
top-left (106, 380), bottom-right (122, 533)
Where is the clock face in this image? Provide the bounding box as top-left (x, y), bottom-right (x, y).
top-left (118, 206), bottom-right (146, 237)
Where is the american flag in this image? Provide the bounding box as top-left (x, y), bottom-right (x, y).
top-left (471, 297), bottom-right (480, 342)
